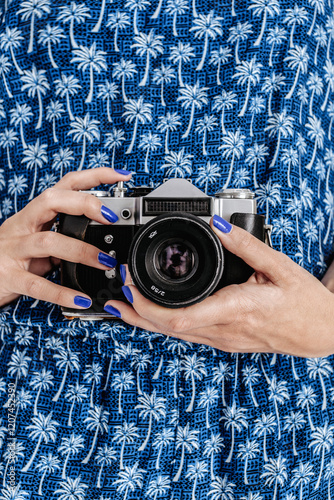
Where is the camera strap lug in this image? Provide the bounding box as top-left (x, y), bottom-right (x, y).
top-left (264, 224), bottom-right (273, 248)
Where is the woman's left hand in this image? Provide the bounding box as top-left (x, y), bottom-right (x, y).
top-left (104, 216), bottom-right (334, 358)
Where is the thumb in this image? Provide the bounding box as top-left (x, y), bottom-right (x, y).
top-left (210, 215), bottom-right (292, 285)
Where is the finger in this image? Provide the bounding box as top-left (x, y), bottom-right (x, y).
top-left (210, 216), bottom-right (294, 284)
top-left (16, 188), bottom-right (120, 232)
top-left (104, 300), bottom-right (163, 331)
top-left (17, 232), bottom-right (117, 270)
top-left (54, 167), bottom-right (132, 191)
top-left (120, 264), bottom-right (238, 330)
top-left (103, 299), bottom-right (216, 346)
top-left (12, 270), bottom-right (92, 309)
top-left (121, 264), bottom-right (132, 286)
top-left (104, 299), bottom-right (259, 351)
top-left (118, 283), bottom-right (238, 333)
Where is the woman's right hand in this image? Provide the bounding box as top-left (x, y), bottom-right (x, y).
top-left (0, 167), bottom-right (132, 309)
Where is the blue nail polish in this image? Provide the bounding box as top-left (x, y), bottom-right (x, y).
top-left (122, 286), bottom-right (133, 304)
top-left (213, 214), bottom-right (232, 234)
top-left (101, 205), bottom-right (118, 223)
top-left (114, 169), bottom-right (132, 176)
top-left (104, 304), bottom-right (122, 318)
top-left (98, 252), bottom-right (117, 268)
top-left (74, 296), bottom-right (92, 308)
top-left (120, 264), bottom-right (126, 284)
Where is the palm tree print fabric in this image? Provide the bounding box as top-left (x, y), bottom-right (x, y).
top-left (0, 0), bottom-right (334, 497)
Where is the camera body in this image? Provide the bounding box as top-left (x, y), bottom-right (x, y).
top-left (59, 179), bottom-right (270, 319)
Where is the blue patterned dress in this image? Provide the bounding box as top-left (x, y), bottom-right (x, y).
top-left (0, 0), bottom-right (334, 498)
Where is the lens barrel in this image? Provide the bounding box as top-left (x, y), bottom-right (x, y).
top-left (128, 213), bottom-right (224, 308)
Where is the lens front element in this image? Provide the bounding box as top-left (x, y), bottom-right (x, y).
top-left (155, 239), bottom-right (197, 281)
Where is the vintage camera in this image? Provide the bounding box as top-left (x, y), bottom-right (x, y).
top-left (59, 179), bottom-right (272, 319)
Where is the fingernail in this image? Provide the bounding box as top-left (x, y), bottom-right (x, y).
top-left (114, 169), bottom-right (132, 175)
top-left (98, 252), bottom-right (117, 268)
top-left (104, 304), bottom-right (122, 318)
top-left (213, 215), bottom-right (232, 234)
top-left (74, 296), bottom-right (92, 308)
top-left (120, 264), bottom-right (126, 284)
top-left (101, 205), bottom-right (118, 223)
top-left (122, 285), bottom-right (133, 304)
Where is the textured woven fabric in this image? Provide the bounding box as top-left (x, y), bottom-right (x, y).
top-left (0, 0), bottom-right (334, 498)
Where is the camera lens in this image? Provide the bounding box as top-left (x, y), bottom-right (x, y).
top-left (128, 213), bottom-right (224, 308)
